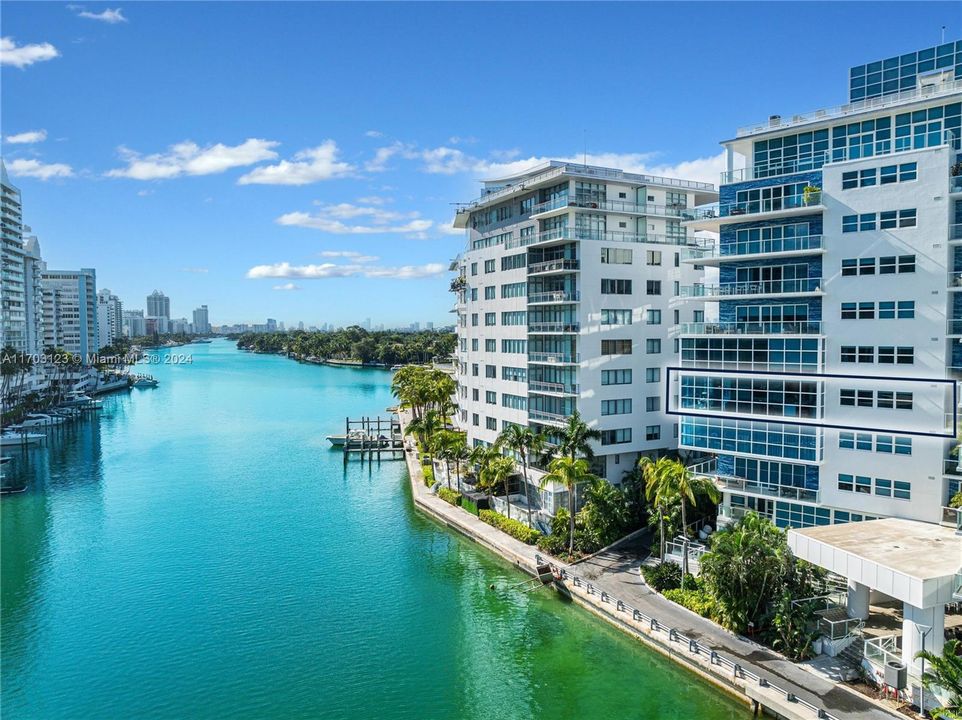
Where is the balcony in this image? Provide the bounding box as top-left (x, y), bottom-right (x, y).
top-left (527, 259), bottom-right (580, 275)
top-left (678, 320), bottom-right (823, 336)
top-left (679, 278), bottom-right (822, 301)
top-left (713, 474), bottom-right (820, 504)
top-left (941, 505), bottom-right (962, 531)
top-left (950, 272), bottom-right (962, 290)
top-left (951, 224), bottom-right (962, 243)
top-left (527, 322), bottom-right (580, 334)
top-left (943, 458), bottom-right (962, 476)
top-left (952, 174), bottom-right (962, 194)
top-left (528, 290), bottom-right (580, 305)
top-left (682, 192), bottom-right (823, 231)
top-left (528, 352), bottom-right (580, 365)
top-left (533, 197), bottom-right (695, 218)
top-left (504, 227), bottom-right (711, 250)
top-left (528, 409), bottom-right (570, 427)
top-left (682, 235), bottom-right (824, 266)
top-left (528, 380), bottom-right (579, 396)
top-left (949, 320), bottom-right (962, 336)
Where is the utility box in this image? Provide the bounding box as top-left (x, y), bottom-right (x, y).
top-left (884, 660), bottom-right (907, 690)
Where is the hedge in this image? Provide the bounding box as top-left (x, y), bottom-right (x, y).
top-left (461, 496), bottom-right (479, 516)
top-left (662, 587), bottom-right (719, 621)
top-left (422, 464), bottom-right (435, 487)
top-left (437, 487), bottom-right (462, 506)
top-left (479, 509), bottom-right (541, 545)
top-left (640, 562), bottom-right (682, 593)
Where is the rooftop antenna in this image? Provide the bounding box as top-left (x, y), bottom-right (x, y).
top-left (942, 25), bottom-right (947, 43)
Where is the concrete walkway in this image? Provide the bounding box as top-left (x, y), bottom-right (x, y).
top-left (397, 410), bottom-right (903, 720)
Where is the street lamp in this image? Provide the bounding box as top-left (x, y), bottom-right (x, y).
top-left (916, 623), bottom-right (932, 714)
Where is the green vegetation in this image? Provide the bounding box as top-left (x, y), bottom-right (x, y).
top-left (437, 487), bottom-right (462, 506)
top-left (541, 456), bottom-right (597, 555)
top-left (461, 496), bottom-right (479, 516)
top-left (663, 580), bottom-right (719, 622)
top-left (950, 490), bottom-right (962, 509)
top-left (496, 424), bottom-right (547, 528)
top-left (421, 463), bottom-right (435, 487)
top-left (479, 510), bottom-right (541, 545)
top-left (766, 592), bottom-right (819, 661)
top-left (640, 562), bottom-right (683, 593)
top-left (916, 638), bottom-right (962, 719)
top-left (236, 327), bottom-right (456, 366)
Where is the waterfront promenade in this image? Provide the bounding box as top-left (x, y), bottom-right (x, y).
top-left (398, 409), bottom-right (902, 720)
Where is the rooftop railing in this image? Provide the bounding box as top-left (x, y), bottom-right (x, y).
top-left (736, 78), bottom-right (962, 137)
top-left (678, 320), bottom-right (823, 336)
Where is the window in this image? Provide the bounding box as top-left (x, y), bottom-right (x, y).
top-left (470, 288), bottom-right (478, 301)
top-left (646, 280), bottom-right (662, 295)
top-left (895, 392), bottom-right (913, 409)
top-left (501, 311), bottom-right (526, 326)
top-left (502, 366), bottom-right (526, 382)
top-left (646, 309), bottom-right (662, 325)
top-left (601, 369), bottom-right (632, 385)
top-left (520, 197), bottom-right (534, 215)
top-left (501, 282), bottom-right (526, 298)
top-left (471, 339), bottom-right (478, 351)
top-left (601, 399), bottom-right (632, 415)
top-left (472, 388), bottom-right (479, 401)
top-left (893, 480), bottom-right (911, 499)
top-left (855, 476), bottom-right (872, 494)
top-left (502, 394), bottom-right (527, 411)
top-left (601, 428), bottom-right (632, 445)
top-left (601, 339), bottom-right (632, 355)
top-left (471, 363), bottom-right (478, 377)
top-left (485, 391), bottom-right (496, 405)
top-left (484, 286), bottom-right (496, 300)
top-left (501, 339), bottom-right (526, 354)
top-left (841, 258), bottom-right (858, 276)
top-left (496, 205), bottom-right (512, 222)
top-left (842, 215), bottom-right (858, 233)
top-left (485, 365), bottom-right (496, 379)
top-left (646, 339), bottom-right (661, 354)
top-left (601, 279), bottom-right (632, 294)
top-left (645, 425), bottom-right (661, 441)
top-left (485, 339), bottom-right (496, 352)
top-left (838, 474), bottom-right (854, 492)
top-left (601, 309), bottom-right (632, 325)
top-left (486, 417), bottom-right (497, 430)
top-left (601, 247), bottom-right (632, 264)
top-left (472, 413), bottom-right (479, 426)
top-left (470, 262), bottom-right (477, 276)
top-left (484, 313), bottom-right (496, 326)
top-left (645, 368), bottom-right (660, 383)
top-left (501, 253), bottom-right (526, 271)
top-left (646, 250), bottom-right (662, 266)
top-left (645, 396), bottom-right (660, 412)
top-left (484, 259), bottom-right (495, 273)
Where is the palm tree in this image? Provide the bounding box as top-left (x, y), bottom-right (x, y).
top-left (482, 456), bottom-right (516, 519)
top-left (450, 433), bottom-right (468, 494)
top-left (916, 639), bottom-right (962, 720)
top-left (638, 456), bottom-right (675, 562)
top-left (541, 456), bottom-right (598, 554)
top-left (468, 444), bottom-right (500, 492)
top-left (432, 431), bottom-right (455, 489)
top-left (497, 424), bottom-right (547, 528)
top-left (557, 410), bottom-right (602, 461)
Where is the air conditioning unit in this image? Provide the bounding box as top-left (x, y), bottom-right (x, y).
top-left (884, 660), bottom-right (907, 690)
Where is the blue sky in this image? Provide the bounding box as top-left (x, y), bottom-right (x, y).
top-left (2, 1), bottom-right (959, 327)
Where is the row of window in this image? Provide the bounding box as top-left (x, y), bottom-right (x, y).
top-left (837, 474), bottom-right (911, 500)
top-left (838, 431), bottom-right (912, 455)
top-left (840, 255), bottom-right (915, 275)
top-left (841, 161), bottom-right (917, 189)
top-left (839, 389), bottom-right (912, 409)
top-left (842, 209), bottom-right (917, 232)
top-left (840, 345), bottom-right (913, 364)
top-left (840, 300), bottom-right (914, 320)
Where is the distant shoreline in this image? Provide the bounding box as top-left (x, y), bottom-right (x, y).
top-left (238, 345), bottom-right (393, 370)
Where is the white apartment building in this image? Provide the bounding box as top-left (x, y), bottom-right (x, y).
top-left (41, 268), bottom-right (98, 360)
top-left (193, 305), bottom-right (210, 334)
top-left (451, 162), bottom-right (716, 516)
top-left (675, 43), bottom-right (962, 531)
top-left (123, 310), bottom-right (146, 338)
top-left (96, 288), bottom-right (124, 350)
top-left (22, 231), bottom-right (44, 355)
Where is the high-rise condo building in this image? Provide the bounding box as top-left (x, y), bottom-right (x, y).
top-left (96, 288), bottom-right (124, 350)
top-left (21, 229), bottom-right (45, 355)
top-left (192, 305), bottom-right (210, 334)
top-left (451, 161), bottom-right (716, 518)
top-left (2, 161), bottom-right (31, 353)
top-left (123, 310), bottom-right (146, 338)
top-left (675, 42), bottom-right (962, 531)
top-left (41, 268), bottom-right (98, 360)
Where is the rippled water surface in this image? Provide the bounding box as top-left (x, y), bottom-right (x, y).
top-left (2, 340), bottom-right (746, 719)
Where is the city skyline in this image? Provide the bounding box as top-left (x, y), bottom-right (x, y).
top-left (2, 2), bottom-right (958, 325)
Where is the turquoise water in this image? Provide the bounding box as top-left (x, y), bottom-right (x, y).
top-left (2, 340), bottom-right (745, 719)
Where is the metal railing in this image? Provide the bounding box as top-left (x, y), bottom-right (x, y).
top-left (528, 380), bottom-right (579, 395)
top-left (680, 278), bottom-right (822, 298)
top-left (941, 505), bottom-right (962, 531)
top-left (682, 192), bottom-right (823, 222)
top-left (534, 553), bottom-right (842, 720)
top-left (864, 635), bottom-right (909, 675)
top-left (528, 291), bottom-right (580, 304)
top-left (943, 458), bottom-right (962, 476)
top-left (527, 322), bottom-right (580, 333)
top-left (527, 352), bottom-right (580, 364)
top-left (504, 227), bottom-right (709, 250)
top-left (736, 78), bottom-right (962, 137)
top-left (687, 235), bottom-right (824, 261)
top-left (528, 409), bottom-right (570, 426)
top-left (528, 259), bottom-right (580, 274)
top-left (679, 320), bottom-right (823, 336)
top-left (714, 475), bottom-right (820, 504)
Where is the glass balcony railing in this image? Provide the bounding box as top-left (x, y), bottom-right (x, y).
top-left (527, 322), bottom-right (580, 334)
top-left (527, 259), bottom-right (580, 274)
top-left (948, 320), bottom-right (962, 335)
top-left (504, 228), bottom-right (708, 250)
top-left (952, 175), bottom-right (962, 194)
top-left (527, 352), bottom-right (579, 364)
top-left (529, 195), bottom-right (571, 214)
top-left (680, 278), bottom-right (822, 298)
top-left (528, 291), bottom-right (580, 304)
top-left (682, 192), bottom-right (822, 223)
top-left (528, 409), bottom-right (570, 426)
top-left (941, 505), bottom-right (962, 531)
top-left (950, 272), bottom-right (962, 289)
top-left (528, 381), bottom-right (579, 395)
top-left (951, 224), bottom-right (962, 241)
top-left (683, 235), bottom-right (823, 261)
top-left (678, 320), bottom-right (823, 336)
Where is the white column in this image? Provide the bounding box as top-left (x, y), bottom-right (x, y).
top-left (847, 581), bottom-right (870, 620)
top-left (901, 603), bottom-right (944, 670)
top-left (725, 146), bottom-right (734, 174)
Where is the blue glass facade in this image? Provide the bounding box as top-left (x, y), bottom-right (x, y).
top-left (849, 42), bottom-right (962, 101)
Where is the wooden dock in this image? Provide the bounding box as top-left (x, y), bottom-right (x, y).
top-left (342, 415), bottom-right (405, 461)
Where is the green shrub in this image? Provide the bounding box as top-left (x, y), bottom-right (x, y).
top-left (663, 587), bottom-right (719, 621)
top-left (950, 490), bottom-right (962, 509)
top-left (537, 533), bottom-right (567, 555)
top-left (479, 509), bottom-right (541, 545)
top-left (640, 562), bottom-right (682, 592)
top-left (461, 496), bottom-right (479, 516)
top-left (422, 464), bottom-right (435, 487)
top-left (437, 487), bottom-right (462, 506)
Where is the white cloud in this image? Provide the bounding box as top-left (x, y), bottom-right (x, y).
top-left (355, 195), bottom-right (391, 205)
top-left (272, 282), bottom-right (301, 291)
top-left (435, 221), bottom-right (464, 236)
top-left (5, 129), bottom-right (47, 144)
top-left (248, 261), bottom-right (445, 281)
top-left (364, 141), bottom-right (408, 172)
top-left (0, 37), bottom-right (60, 68)
top-left (7, 158), bottom-right (74, 180)
top-left (180, 266), bottom-right (208, 273)
top-left (106, 138), bottom-right (279, 180)
top-left (276, 202), bottom-right (432, 235)
top-left (237, 140), bottom-right (354, 185)
top-left (364, 130), bottom-right (384, 138)
top-left (137, 189), bottom-right (153, 196)
top-left (319, 251), bottom-right (379, 262)
top-left (75, 7), bottom-right (127, 23)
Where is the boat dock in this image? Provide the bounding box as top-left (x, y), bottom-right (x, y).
top-left (338, 415), bottom-right (405, 461)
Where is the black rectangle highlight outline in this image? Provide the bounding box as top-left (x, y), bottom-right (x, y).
top-left (665, 366), bottom-right (957, 439)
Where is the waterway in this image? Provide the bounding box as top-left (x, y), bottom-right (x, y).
top-left (1, 339), bottom-right (745, 719)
